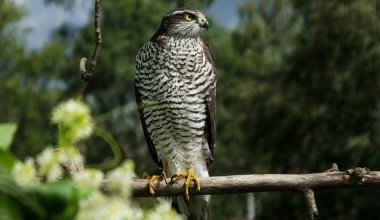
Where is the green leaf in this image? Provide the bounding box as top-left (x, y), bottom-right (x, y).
top-left (0, 171), bottom-right (46, 219)
top-left (0, 173), bottom-right (83, 220)
top-left (0, 123), bottom-right (17, 151)
top-left (26, 180), bottom-right (81, 220)
top-left (0, 196), bottom-right (23, 220)
top-left (0, 151), bottom-right (16, 172)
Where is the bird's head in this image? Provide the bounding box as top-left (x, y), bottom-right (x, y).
top-left (157, 8), bottom-right (209, 38)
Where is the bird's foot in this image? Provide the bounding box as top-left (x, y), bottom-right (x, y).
top-left (142, 172), bottom-right (167, 196)
top-left (170, 167), bottom-right (200, 201)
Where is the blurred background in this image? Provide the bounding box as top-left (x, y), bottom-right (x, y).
top-left (2, 0), bottom-right (380, 219)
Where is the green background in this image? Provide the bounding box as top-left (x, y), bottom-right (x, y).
top-left (2, 0), bottom-right (380, 219)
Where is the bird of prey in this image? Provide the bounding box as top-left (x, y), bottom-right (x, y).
top-left (135, 8), bottom-right (216, 220)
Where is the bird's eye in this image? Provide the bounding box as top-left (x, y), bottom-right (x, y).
top-left (184, 14), bottom-right (194, 21)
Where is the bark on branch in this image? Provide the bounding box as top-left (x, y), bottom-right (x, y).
top-left (124, 167), bottom-right (375, 220)
top-left (131, 168), bottom-right (375, 197)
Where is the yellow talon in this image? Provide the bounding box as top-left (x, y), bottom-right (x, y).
top-left (143, 172), bottom-right (167, 196)
top-left (171, 167), bottom-right (200, 201)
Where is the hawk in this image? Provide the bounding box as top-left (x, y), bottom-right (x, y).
top-left (135, 8), bottom-right (216, 220)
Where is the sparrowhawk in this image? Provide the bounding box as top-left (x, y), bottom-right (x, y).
top-left (135, 8), bottom-right (216, 220)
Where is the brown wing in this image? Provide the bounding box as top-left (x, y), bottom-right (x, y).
top-left (135, 85), bottom-right (163, 168)
top-left (201, 39), bottom-right (216, 168)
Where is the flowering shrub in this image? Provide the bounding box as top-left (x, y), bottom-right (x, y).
top-left (51, 99), bottom-right (94, 147)
top-left (0, 99), bottom-right (181, 220)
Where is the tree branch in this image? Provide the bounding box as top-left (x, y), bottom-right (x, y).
top-left (131, 168), bottom-right (376, 197)
top-left (113, 167), bottom-right (376, 219)
top-left (76, 0), bottom-right (102, 98)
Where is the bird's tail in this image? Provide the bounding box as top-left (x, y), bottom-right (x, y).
top-left (173, 194), bottom-right (210, 220)
top-left (172, 165), bottom-right (210, 220)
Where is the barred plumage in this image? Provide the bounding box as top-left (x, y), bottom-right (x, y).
top-left (136, 37), bottom-right (214, 162)
top-left (135, 8), bottom-right (216, 220)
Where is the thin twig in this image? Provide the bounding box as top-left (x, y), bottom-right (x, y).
top-left (76, 0), bottom-right (102, 98)
top-left (301, 188), bottom-right (318, 219)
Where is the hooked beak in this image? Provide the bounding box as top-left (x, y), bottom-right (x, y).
top-left (198, 16), bottom-right (209, 30)
top-left (201, 21), bottom-right (209, 30)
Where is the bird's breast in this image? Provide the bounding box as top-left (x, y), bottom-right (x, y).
top-left (135, 37), bottom-right (214, 162)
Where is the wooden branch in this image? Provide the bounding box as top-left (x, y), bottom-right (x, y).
top-left (131, 168), bottom-right (376, 197)
top-left (120, 167), bottom-right (376, 219)
top-left (76, 0), bottom-right (102, 98)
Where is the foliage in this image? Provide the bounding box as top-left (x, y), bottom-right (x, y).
top-left (0, 0), bottom-right (68, 157)
top-left (51, 99), bottom-right (94, 147)
top-left (213, 0), bottom-right (380, 219)
top-left (2, 0), bottom-right (380, 219)
top-left (0, 123), bottom-right (17, 150)
top-left (0, 99), bottom-right (180, 220)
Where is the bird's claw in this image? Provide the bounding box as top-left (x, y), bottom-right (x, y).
top-left (143, 172), bottom-right (168, 196)
top-left (170, 167), bottom-right (200, 201)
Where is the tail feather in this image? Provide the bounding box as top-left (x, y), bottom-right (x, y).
top-left (167, 145), bottom-right (211, 219)
top-left (174, 195), bottom-right (210, 220)
top-left (174, 160), bottom-right (210, 220)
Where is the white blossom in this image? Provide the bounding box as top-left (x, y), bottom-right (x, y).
top-left (36, 148), bottom-right (64, 182)
top-left (72, 169), bottom-right (104, 189)
top-left (64, 146), bottom-right (84, 169)
top-left (106, 160), bottom-right (135, 198)
top-left (12, 158), bottom-right (38, 186)
top-left (145, 199), bottom-right (183, 220)
top-left (36, 147), bottom-right (83, 182)
top-left (76, 191), bottom-right (143, 220)
top-left (51, 99), bottom-right (93, 145)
